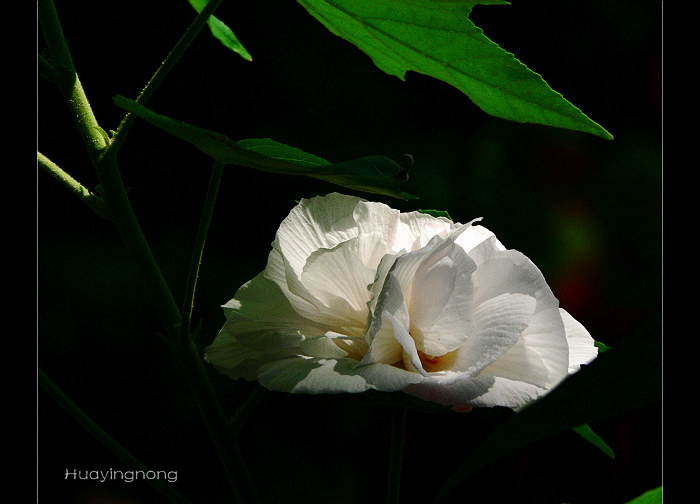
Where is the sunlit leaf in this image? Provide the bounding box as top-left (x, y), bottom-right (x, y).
top-left (188, 0), bottom-right (252, 61)
top-left (114, 96), bottom-right (413, 199)
top-left (297, 0), bottom-right (612, 140)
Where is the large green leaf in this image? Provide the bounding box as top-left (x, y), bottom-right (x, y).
top-left (433, 315), bottom-right (661, 503)
top-left (114, 95), bottom-right (413, 199)
top-left (297, 0), bottom-right (613, 140)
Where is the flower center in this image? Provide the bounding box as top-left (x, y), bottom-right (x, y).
top-left (400, 346), bottom-right (458, 373)
top-left (417, 349), bottom-right (458, 372)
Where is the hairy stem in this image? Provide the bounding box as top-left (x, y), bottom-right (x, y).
top-left (109, 0), bottom-right (224, 155)
top-left (37, 151), bottom-right (109, 219)
top-left (180, 160), bottom-right (225, 344)
top-left (38, 0), bottom-right (109, 164)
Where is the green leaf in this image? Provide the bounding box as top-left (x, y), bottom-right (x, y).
top-left (571, 423), bottom-right (615, 459)
top-left (418, 208), bottom-right (453, 221)
top-left (433, 315), bottom-right (661, 503)
top-left (595, 340), bottom-right (611, 353)
top-left (188, 0), bottom-right (252, 61)
top-left (114, 95), bottom-right (414, 199)
top-left (297, 0), bottom-right (613, 140)
top-left (625, 486), bottom-right (663, 504)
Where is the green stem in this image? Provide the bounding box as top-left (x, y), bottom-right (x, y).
top-left (176, 341), bottom-right (260, 504)
top-left (39, 368), bottom-right (194, 504)
top-left (96, 153), bottom-right (183, 337)
top-left (37, 151), bottom-right (110, 220)
top-left (39, 0), bottom-right (180, 335)
top-left (109, 0), bottom-right (224, 155)
top-left (387, 398), bottom-right (407, 504)
top-left (180, 160), bottom-right (225, 344)
top-left (40, 2), bottom-right (255, 502)
top-left (174, 160), bottom-right (261, 503)
top-left (38, 0), bottom-right (108, 165)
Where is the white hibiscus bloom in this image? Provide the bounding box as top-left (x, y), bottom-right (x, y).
top-left (205, 193), bottom-right (597, 409)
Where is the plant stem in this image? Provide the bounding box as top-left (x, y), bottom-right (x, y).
top-left (39, 2), bottom-right (256, 502)
top-left (96, 153), bottom-right (183, 337)
top-left (174, 160), bottom-right (261, 503)
top-left (38, 0), bottom-right (108, 165)
top-left (37, 151), bottom-right (109, 219)
top-left (39, 368), bottom-right (194, 504)
top-left (387, 397), bottom-right (407, 504)
top-left (109, 0), bottom-right (224, 155)
top-left (39, 0), bottom-right (181, 339)
top-left (176, 341), bottom-right (260, 504)
top-left (180, 160), bottom-right (225, 344)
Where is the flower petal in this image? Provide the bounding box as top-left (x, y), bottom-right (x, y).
top-left (257, 357), bottom-right (424, 394)
top-left (300, 238), bottom-right (375, 324)
top-left (453, 292), bottom-right (537, 376)
top-left (405, 372), bottom-right (547, 409)
top-left (258, 357), bottom-right (370, 393)
top-left (388, 310), bottom-right (428, 376)
top-left (469, 248), bottom-right (570, 387)
top-left (395, 211), bottom-right (456, 251)
top-left (371, 225), bottom-right (478, 357)
top-left (363, 268), bottom-right (412, 366)
top-left (472, 250), bottom-right (558, 311)
top-left (274, 193), bottom-right (363, 278)
top-left (404, 238), bottom-right (476, 356)
top-left (507, 306), bottom-right (570, 386)
top-left (560, 308), bottom-right (598, 373)
top-left (204, 272), bottom-right (331, 379)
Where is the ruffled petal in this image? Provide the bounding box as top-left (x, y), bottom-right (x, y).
top-left (472, 250), bottom-right (558, 311)
top-left (204, 272), bottom-right (331, 379)
top-left (371, 225), bottom-right (478, 356)
top-left (455, 224), bottom-right (502, 259)
top-left (257, 357), bottom-right (424, 394)
top-left (258, 357), bottom-right (370, 393)
top-left (300, 238), bottom-right (376, 325)
top-left (405, 372), bottom-right (547, 409)
top-left (469, 248), bottom-right (570, 387)
top-left (363, 268), bottom-right (411, 366)
top-left (453, 292), bottom-right (537, 376)
top-left (404, 237), bottom-right (476, 356)
top-left (395, 211), bottom-right (456, 251)
top-left (274, 193), bottom-right (362, 278)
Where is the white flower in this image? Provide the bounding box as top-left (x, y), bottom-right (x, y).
top-left (205, 193), bottom-right (598, 409)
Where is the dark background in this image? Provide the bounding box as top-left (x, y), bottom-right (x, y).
top-left (37, 1), bottom-right (662, 503)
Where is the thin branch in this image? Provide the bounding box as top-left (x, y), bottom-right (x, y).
top-left (108, 0), bottom-right (224, 155)
top-left (37, 151), bottom-right (110, 220)
top-left (180, 160), bottom-right (225, 344)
